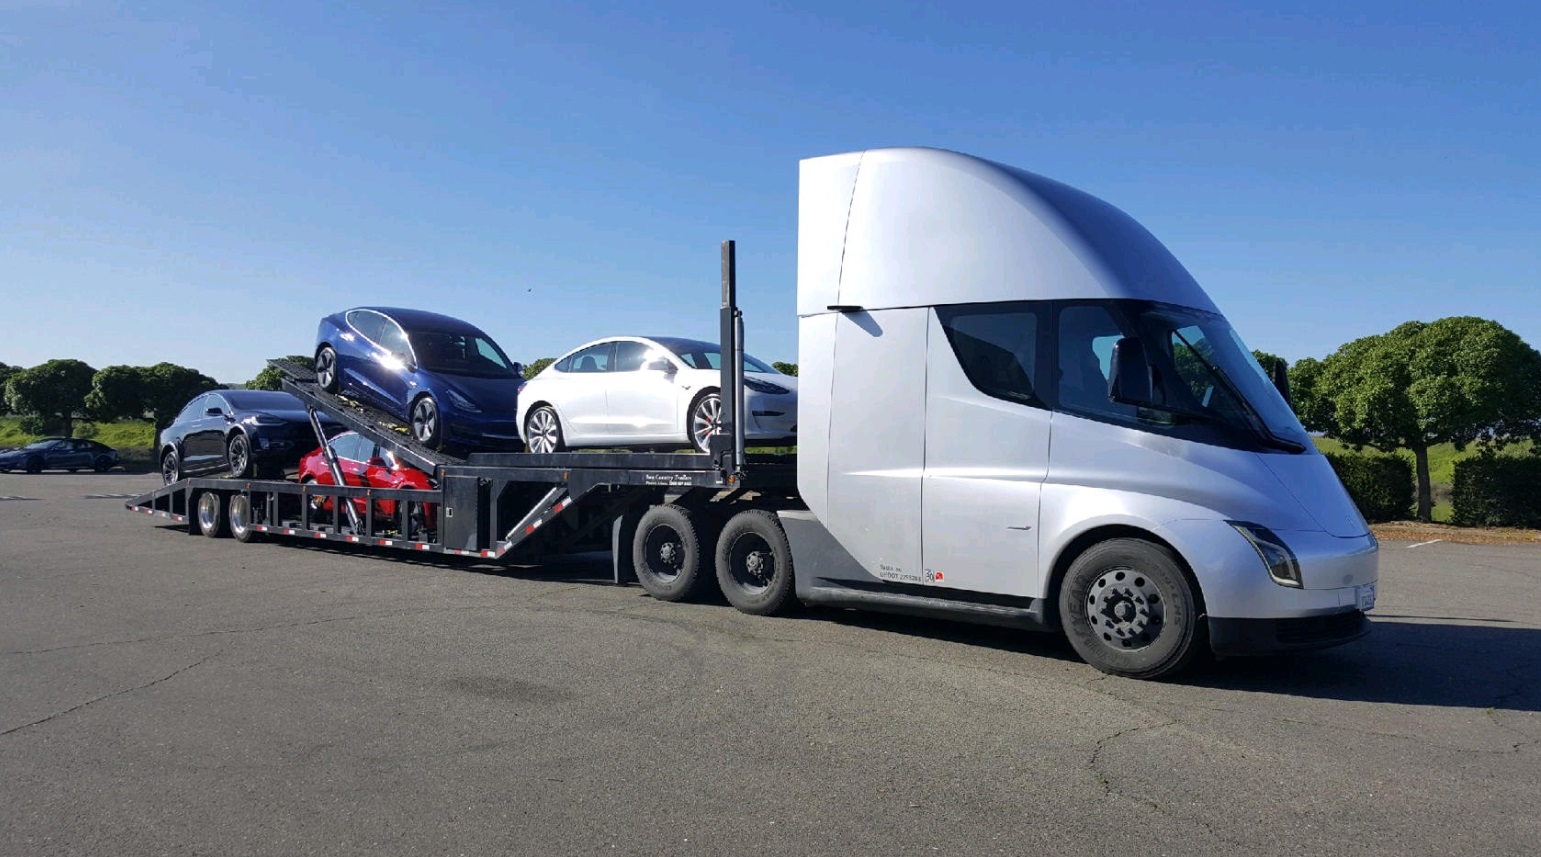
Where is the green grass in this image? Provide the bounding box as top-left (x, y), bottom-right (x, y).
top-left (0, 416), bottom-right (156, 449)
top-left (1312, 436), bottom-right (1534, 523)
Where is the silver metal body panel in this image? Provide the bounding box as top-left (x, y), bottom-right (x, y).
top-left (794, 146), bottom-right (1377, 624)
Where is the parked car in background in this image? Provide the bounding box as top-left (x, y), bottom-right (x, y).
top-left (313, 307), bottom-right (525, 450)
top-left (0, 437), bottom-right (119, 474)
top-left (517, 335), bottom-right (797, 453)
top-left (159, 390), bottom-right (333, 484)
top-left (296, 430), bottom-right (437, 534)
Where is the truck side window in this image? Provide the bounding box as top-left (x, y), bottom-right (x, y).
top-left (1057, 305), bottom-right (1139, 420)
top-left (936, 304), bottom-right (1040, 405)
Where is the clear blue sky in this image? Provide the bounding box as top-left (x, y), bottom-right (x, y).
top-left (3, 0), bottom-right (1537, 384)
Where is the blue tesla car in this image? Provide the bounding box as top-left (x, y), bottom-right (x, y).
top-left (313, 307), bottom-right (524, 449)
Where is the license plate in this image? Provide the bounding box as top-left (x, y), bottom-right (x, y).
top-left (1357, 582), bottom-right (1377, 612)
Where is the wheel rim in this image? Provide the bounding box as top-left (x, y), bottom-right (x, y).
top-left (527, 408), bottom-right (558, 453)
top-left (197, 493), bottom-right (219, 532)
top-left (316, 348), bottom-right (336, 389)
top-left (1086, 566), bottom-right (1166, 652)
top-left (691, 395), bottom-right (721, 451)
top-left (727, 531), bottom-right (775, 596)
top-left (229, 436), bottom-right (249, 475)
top-left (162, 453), bottom-right (178, 484)
top-left (642, 524), bottom-right (684, 582)
top-left (229, 496), bottom-right (250, 536)
top-left (412, 399), bottom-right (437, 443)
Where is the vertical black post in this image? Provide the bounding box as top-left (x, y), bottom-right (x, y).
top-left (715, 240), bottom-right (745, 477)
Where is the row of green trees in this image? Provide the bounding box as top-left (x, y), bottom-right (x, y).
top-left (1, 359), bottom-right (221, 437)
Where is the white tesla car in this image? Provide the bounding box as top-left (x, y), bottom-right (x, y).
top-left (516, 336), bottom-right (798, 453)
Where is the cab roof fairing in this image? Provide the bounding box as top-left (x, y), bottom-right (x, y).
top-left (795, 147), bottom-right (1222, 318)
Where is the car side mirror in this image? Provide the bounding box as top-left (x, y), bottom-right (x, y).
top-left (1270, 358), bottom-right (1292, 406)
top-left (204, 407), bottom-right (223, 417)
top-left (1108, 337), bottom-right (1153, 404)
top-left (644, 359), bottom-right (675, 373)
top-left (511, 362), bottom-right (523, 377)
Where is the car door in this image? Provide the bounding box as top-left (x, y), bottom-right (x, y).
top-left (180, 394), bottom-right (223, 472)
top-left (920, 304), bottom-right (1048, 597)
top-left (554, 342), bottom-right (617, 443)
top-left (370, 316), bottom-right (415, 416)
top-left (604, 340), bottom-right (683, 442)
top-left (63, 439), bottom-right (95, 469)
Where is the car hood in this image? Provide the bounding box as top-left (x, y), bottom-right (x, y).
top-left (0, 449), bottom-right (24, 461)
top-left (438, 374), bottom-right (523, 416)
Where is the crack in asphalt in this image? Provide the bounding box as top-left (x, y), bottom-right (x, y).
top-left (1, 653), bottom-right (218, 737)
top-left (1084, 718), bottom-right (1241, 845)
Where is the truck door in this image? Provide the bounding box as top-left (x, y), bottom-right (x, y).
top-left (920, 304), bottom-right (1048, 597)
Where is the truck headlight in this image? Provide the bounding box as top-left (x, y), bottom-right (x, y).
top-left (1229, 522), bottom-right (1302, 588)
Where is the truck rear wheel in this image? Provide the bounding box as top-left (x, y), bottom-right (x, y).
top-left (1058, 538), bottom-right (1204, 680)
top-left (715, 509), bottom-right (797, 616)
top-left (632, 503), bottom-right (714, 602)
top-left (195, 491), bottom-right (230, 538)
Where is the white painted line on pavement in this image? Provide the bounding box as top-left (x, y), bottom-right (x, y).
top-left (1407, 539), bottom-right (1445, 549)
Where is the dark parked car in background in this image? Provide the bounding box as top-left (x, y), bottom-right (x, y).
top-left (313, 306), bottom-right (524, 450)
top-left (0, 437), bottom-right (119, 473)
top-left (158, 390), bottom-right (336, 484)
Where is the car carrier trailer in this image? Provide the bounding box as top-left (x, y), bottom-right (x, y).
top-left (128, 146), bottom-right (1379, 680)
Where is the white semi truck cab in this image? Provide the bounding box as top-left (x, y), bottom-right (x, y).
top-left (781, 147), bottom-right (1377, 678)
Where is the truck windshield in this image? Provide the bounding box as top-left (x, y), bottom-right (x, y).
top-left (1129, 305), bottom-right (1310, 452)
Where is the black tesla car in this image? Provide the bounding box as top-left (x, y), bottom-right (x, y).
top-left (0, 437), bottom-right (119, 473)
top-left (158, 390), bottom-right (337, 484)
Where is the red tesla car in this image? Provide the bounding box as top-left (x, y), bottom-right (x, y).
top-left (296, 431), bottom-right (437, 533)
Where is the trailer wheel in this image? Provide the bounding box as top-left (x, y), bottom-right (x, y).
top-left (316, 345), bottom-right (340, 393)
top-left (195, 491), bottom-right (230, 538)
top-left (632, 503), bottom-right (713, 602)
top-left (715, 509), bottom-right (797, 616)
top-left (161, 448), bottom-right (181, 485)
top-left (1058, 538), bottom-right (1204, 680)
top-left (228, 494), bottom-right (261, 543)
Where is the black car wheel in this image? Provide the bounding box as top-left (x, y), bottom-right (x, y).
top-left (161, 448), bottom-right (181, 485)
top-left (92, 455), bottom-right (113, 473)
top-left (24, 456), bottom-right (43, 475)
top-left (411, 396), bottom-right (442, 447)
top-left (227, 432), bottom-right (252, 478)
top-left (316, 345), bottom-right (340, 393)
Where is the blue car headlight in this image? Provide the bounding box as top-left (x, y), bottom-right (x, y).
top-left (744, 378), bottom-right (789, 395)
top-left (445, 389), bottom-right (481, 413)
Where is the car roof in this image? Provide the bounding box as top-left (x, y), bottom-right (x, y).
top-left (353, 306), bottom-right (490, 336)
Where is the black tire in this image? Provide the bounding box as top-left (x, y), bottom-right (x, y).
top-left (227, 432), bottom-right (252, 478)
top-left (689, 390), bottom-right (722, 454)
top-left (316, 345), bottom-right (340, 393)
top-left (24, 456), bottom-right (43, 474)
top-left (195, 491), bottom-right (230, 538)
top-left (715, 509), bottom-right (798, 616)
top-left (1058, 538), bottom-right (1205, 680)
top-left (523, 405), bottom-right (566, 454)
top-left (410, 395), bottom-right (442, 447)
top-left (161, 448), bottom-right (181, 485)
top-left (632, 503), bottom-right (714, 602)
top-left (92, 455), bottom-right (113, 473)
top-left (228, 494), bottom-right (262, 543)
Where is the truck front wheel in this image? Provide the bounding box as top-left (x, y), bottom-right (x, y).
top-left (1058, 538), bottom-right (1204, 680)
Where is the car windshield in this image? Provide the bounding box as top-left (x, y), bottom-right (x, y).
top-left (655, 338), bottom-right (778, 374)
top-left (1125, 304), bottom-right (1311, 451)
top-left (411, 330), bottom-right (519, 378)
top-left (223, 390), bottom-right (301, 410)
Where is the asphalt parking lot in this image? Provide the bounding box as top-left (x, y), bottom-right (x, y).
top-left (2, 474), bottom-right (1538, 856)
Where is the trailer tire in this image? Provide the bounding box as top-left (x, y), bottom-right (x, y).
top-left (195, 491), bottom-right (230, 538)
top-left (632, 503), bottom-right (713, 602)
top-left (715, 509), bottom-right (797, 616)
top-left (228, 494), bottom-right (261, 543)
top-left (1058, 538), bottom-right (1204, 680)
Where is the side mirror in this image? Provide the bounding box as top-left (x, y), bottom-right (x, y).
top-left (644, 359), bottom-right (676, 373)
top-left (204, 407), bottom-right (223, 417)
top-left (1270, 359), bottom-right (1292, 406)
top-left (511, 362), bottom-right (523, 377)
top-left (1108, 337), bottom-right (1153, 404)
